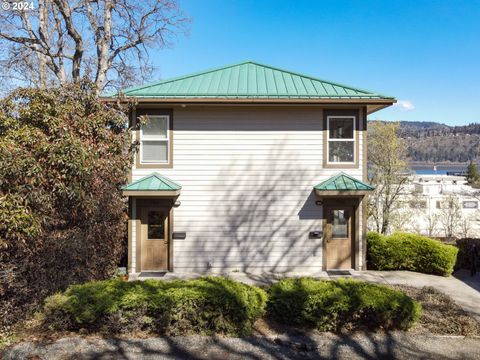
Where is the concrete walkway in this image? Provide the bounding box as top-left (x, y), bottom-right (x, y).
top-left (135, 269), bottom-right (480, 320)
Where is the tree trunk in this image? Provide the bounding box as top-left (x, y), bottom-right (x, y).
top-left (53, 0), bottom-right (84, 83)
top-left (37, 0), bottom-right (48, 87)
top-left (94, 0), bottom-right (113, 94)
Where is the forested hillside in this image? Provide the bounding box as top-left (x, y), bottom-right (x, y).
top-left (368, 121), bottom-right (480, 163)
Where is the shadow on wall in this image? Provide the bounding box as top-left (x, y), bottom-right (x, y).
top-left (185, 140), bottom-right (324, 277)
top-left (298, 190), bottom-right (322, 220)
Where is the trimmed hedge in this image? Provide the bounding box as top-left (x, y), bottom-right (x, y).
top-left (367, 232), bottom-right (458, 276)
top-left (268, 278), bottom-right (421, 331)
top-left (43, 276), bottom-right (267, 336)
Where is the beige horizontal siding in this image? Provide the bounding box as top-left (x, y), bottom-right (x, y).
top-left (132, 106), bottom-right (363, 271)
top-left (133, 169), bottom-right (363, 179)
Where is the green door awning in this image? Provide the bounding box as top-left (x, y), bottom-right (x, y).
top-left (314, 172), bottom-right (374, 196)
top-left (122, 173), bottom-right (181, 196)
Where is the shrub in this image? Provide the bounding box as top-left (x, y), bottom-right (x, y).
top-left (268, 278), bottom-right (421, 332)
top-left (455, 238), bottom-right (480, 271)
top-left (43, 277), bottom-right (267, 336)
top-left (0, 84), bottom-right (131, 331)
top-left (367, 232), bottom-right (458, 276)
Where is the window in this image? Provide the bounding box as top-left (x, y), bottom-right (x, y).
top-left (332, 209), bottom-right (349, 238)
top-left (327, 116), bottom-right (355, 164)
top-left (140, 115), bottom-right (169, 164)
top-left (463, 201), bottom-right (478, 209)
top-left (410, 200), bottom-right (427, 209)
top-left (437, 200), bottom-right (455, 209)
top-left (147, 211), bottom-right (165, 239)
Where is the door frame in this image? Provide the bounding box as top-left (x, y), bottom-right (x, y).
top-left (140, 206), bottom-right (169, 271)
top-left (324, 205), bottom-right (355, 270)
top-left (134, 198), bottom-right (175, 273)
top-left (322, 197), bottom-right (360, 271)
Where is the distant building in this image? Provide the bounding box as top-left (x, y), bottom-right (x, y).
top-left (399, 175), bottom-right (480, 238)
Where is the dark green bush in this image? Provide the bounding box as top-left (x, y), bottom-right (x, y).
top-left (367, 232), bottom-right (458, 276)
top-left (455, 238), bottom-right (480, 270)
top-left (43, 276), bottom-right (267, 336)
top-left (268, 278), bottom-right (421, 331)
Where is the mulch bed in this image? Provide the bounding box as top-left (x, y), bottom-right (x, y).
top-left (390, 285), bottom-right (480, 336)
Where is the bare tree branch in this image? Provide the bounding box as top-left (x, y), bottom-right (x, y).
top-left (0, 0), bottom-right (190, 94)
top-left (367, 122), bottom-right (411, 234)
top-left (52, 0), bottom-right (84, 82)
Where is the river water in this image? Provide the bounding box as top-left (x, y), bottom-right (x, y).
top-left (411, 165), bottom-right (467, 175)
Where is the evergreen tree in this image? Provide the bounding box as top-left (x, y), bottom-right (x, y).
top-left (467, 161), bottom-right (480, 187)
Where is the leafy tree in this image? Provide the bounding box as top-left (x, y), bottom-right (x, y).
top-left (0, 84), bottom-right (132, 330)
top-left (367, 122), bottom-right (410, 234)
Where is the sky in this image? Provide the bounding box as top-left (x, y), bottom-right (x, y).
top-left (150, 0), bottom-right (480, 126)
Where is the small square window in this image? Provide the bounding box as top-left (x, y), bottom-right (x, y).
top-left (142, 117), bottom-right (168, 138)
top-left (329, 118), bottom-right (354, 139)
top-left (147, 211), bottom-right (165, 239)
top-left (328, 141), bottom-right (354, 163)
top-left (142, 141), bottom-right (168, 163)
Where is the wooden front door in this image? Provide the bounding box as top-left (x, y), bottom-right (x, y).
top-left (140, 207), bottom-right (168, 271)
top-left (325, 206), bottom-right (354, 269)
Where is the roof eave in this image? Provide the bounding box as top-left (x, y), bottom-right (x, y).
top-left (122, 189), bottom-right (181, 197)
top-left (100, 96), bottom-right (396, 106)
top-left (367, 100), bottom-right (397, 114)
top-left (314, 189), bottom-right (373, 197)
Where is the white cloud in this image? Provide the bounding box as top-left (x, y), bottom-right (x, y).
top-left (394, 100), bottom-right (415, 111)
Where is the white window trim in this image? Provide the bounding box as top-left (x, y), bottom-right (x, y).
top-left (326, 116), bottom-right (356, 165)
top-left (139, 115), bottom-right (170, 164)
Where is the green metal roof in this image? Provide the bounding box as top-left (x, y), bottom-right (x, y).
top-left (314, 172), bottom-right (375, 191)
top-left (113, 61), bottom-right (393, 100)
top-left (122, 173), bottom-right (181, 191)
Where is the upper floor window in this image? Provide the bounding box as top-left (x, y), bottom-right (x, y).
top-left (327, 116), bottom-right (355, 164)
top-left (410, 200), bottom-right (427, 209)
top-left (139, 115), bottom-right (170, 164)
top-left (463, 201), bottom-right (478, 209)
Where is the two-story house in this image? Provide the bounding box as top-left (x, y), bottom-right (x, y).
top-left (111, 61), bottom-right (395, 276)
